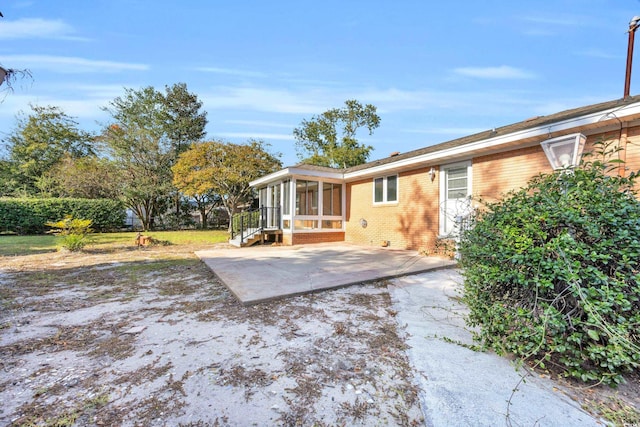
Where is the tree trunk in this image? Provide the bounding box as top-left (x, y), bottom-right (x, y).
top-left (199, 207), bottom-right (208, 229)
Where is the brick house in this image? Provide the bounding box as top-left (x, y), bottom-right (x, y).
top-left (246, 95), bottom-right (640, 250)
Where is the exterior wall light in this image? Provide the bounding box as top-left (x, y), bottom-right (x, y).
top-left (428, 167), bottom-right (436, 182)
top-left (540, 133), bottom-right (587, 171)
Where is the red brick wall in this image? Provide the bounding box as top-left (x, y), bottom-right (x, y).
top-left (470, 133), bottom-right (637, 202)
top-left (345, 166), bottom-right (440, 251)
top-left (473, 145), bottom-right (550, 203)
top-left (290, 232), bottom-right (345, 245)
top-left (620, 127), bottom-right (640, 189)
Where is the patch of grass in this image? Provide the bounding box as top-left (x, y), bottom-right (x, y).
top-left (0, 234), bottom-right (59, 256)
top-left (0, 230), bottom-right (229, 256)
top-left (90, 230), bottom-right (229, 246)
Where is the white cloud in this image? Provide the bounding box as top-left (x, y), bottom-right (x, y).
top-left (194, 67), bottom-right (267, 78)
top-left (65, 84), bottom-right (130, 99)
top-left (453, 65), bottom-right (536, 79)
top-left (0, 93), bottom-right (106, 127)
top-left (575, 48), bottom-right (619, 59)
top-left (201, 86), bottom-right (334, 114)
top-left (530, 96), bottom-right (609, 117)
top-left (200, 83), bottom-right (540, 121)
top-left (214, 132), bottom-right (295, 141)
top-left (0, 18), bottom-right (85, 40)
top-left (402, 127), bottom-right (488, 135)
top-left (224, 119), bottom-right (295, 129)
top-left (521, 16), bottom-right (587, 27)
top-left (1, 55), bottom-right (149, 73)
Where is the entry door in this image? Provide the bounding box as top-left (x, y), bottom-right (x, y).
top-left (267, 183), bottom-right (281, 228)
top-left (440, 161), bottom-right (472, 237)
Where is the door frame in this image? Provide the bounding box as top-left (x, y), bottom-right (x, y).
top-left (439, 160), bottom-right (472, 237)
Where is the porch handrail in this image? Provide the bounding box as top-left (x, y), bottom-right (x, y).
top-left (230, 205), bottom-right (281, 244)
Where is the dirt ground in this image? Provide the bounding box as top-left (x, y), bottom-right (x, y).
top-left (0, 243), bottom-right (424, 426)
top-left (1, 242), bottom-right (639, 426)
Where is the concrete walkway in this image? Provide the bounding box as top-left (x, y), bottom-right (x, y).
top-left (195, 242), bottom-right (455, 305)
top-left (389, 270), bottom-right (601, 427)
top-left (196, 243), bottom-right (603, 425)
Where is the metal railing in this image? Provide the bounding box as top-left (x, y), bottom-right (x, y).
top-left (230, 206), bottom-right (281, 244)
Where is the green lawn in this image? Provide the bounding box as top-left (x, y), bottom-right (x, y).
top-left (0, 234), bottom-right (60, 256)
top-left (0, 230), bottom-right (229, 257)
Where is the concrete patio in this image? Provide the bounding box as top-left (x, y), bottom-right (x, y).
top-left (195, 242), bottom-right (456, 305)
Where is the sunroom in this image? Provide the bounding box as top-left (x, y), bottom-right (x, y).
top-left (235, 164), bottom-right (346, 246)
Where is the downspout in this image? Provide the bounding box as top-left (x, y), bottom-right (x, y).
top-left (619, 125), bottom-right (628, 177)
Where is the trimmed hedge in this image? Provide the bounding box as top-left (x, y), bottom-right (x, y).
top-left (0, 198), bottom-right (126, 234)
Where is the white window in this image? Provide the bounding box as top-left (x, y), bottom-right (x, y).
top-left (373, 175), bottom-right (398, 204)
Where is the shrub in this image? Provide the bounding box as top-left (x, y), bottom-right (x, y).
top-left (46, 216), bottom-right (93, 252)
top-left (458, 157), bottom-right (640, 386)
top-left (0, 198), bottom-right (125, 234)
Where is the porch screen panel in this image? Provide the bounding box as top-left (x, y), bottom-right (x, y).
top-left (282, 180), bottom-right (290, 215)
top-left (259, 187), bottom-right (267, 207)
top-left (296, 180), bottom-right (319, 215)
top-left (322, 183), bottom-right (342, 216)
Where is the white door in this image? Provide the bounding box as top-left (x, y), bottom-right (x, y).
top-left (268, 183), bottom-right (280, 228)
top-left (440, 161), bottom-right (472, 237)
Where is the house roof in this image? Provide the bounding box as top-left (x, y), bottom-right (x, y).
top-left (345, 94), bottom-right (640, 176)
top-left (251, 94), bottom-right (640, 186)
top-left (250, 162), bottom-right (344, 187)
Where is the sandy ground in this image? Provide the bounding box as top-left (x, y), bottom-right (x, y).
top-left (0, 244), bottom-right (424, 426)
top-left (1, 243), bottom-right (638, 426)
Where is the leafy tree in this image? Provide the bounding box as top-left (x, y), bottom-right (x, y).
top-left (101, 84), bottom-right (207, 230)
top-left (172, 146), bottom-right (219, 229)
top-left (172, 140), bottom-right (281, 231)
top-left (44, 155), bottom-right (121, 199)
top-left (459, 145), bottom-right (640, 386)
top-left (3, 105), bottom-right (94, 195)
top-left (101, 87), bottom-right (175, 231)
top-left (0, 159), bottom-right (20, 197)
top-left (293, 99), bottom-right (380, 168)
top-left (162, 82), bottom-right (208, 217)
top-left (163, 82), bottom-right (208, 156)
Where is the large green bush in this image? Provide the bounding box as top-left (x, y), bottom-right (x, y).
top-left (0, 198), bottom-right (125, 234)
top-left (459, 159), bottom-right (640, 386)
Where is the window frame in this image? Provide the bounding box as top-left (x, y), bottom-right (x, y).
top-left (373, 174), bottom-right (399, 204)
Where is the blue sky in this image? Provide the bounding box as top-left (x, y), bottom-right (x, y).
top-left (1, 0), bottom-right (639, 166)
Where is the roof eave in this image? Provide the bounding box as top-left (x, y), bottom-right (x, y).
top-left (344, 101), bottom-right (640, 180)
top-left (250, 167), bottom-right (344, 187)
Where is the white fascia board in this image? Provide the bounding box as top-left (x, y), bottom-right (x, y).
top-left (344, 102), bottom-right (640, 181)
top-left (250, 167), bottom-right (344, 187)
top-left (250, 169), bottom-right (291, 187)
